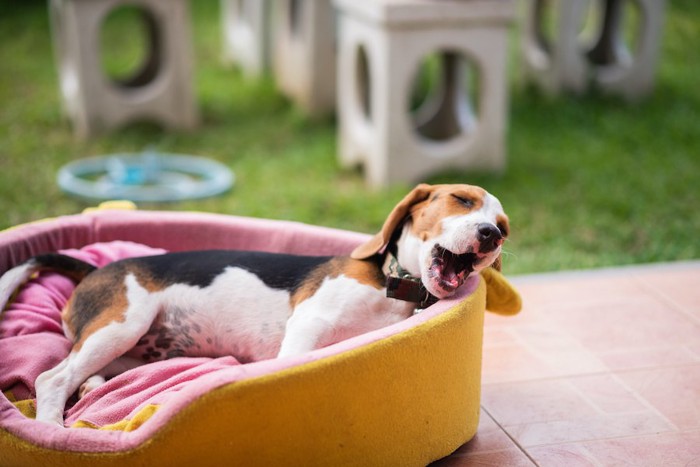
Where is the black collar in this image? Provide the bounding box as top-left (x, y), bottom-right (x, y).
top-left (382, 252), bottom-right (439, 309)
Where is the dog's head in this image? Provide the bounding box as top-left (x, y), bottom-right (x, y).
top-left (351, 183), bottom-right (510, 299)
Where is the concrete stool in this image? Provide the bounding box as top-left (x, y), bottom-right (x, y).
top-left (272, 0), bottom-right (335, 117)
top-left (521, 0), bottom-right (666, 99)
top-left (221, 0), bottom-right (272, 77)
top-left (334, 0), bottom-right (515, 188)
top-left (50, 0), bottom-right (198, 139)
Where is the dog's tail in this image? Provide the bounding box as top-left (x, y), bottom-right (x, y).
top-left (0, 254), bottom-right (96, 312)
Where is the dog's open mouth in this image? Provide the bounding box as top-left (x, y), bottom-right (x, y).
top-left (428, 245), bottom-right (477, 294)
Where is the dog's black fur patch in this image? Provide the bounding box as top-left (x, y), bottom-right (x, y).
top-left (127, 250), bottom-right (334, 291)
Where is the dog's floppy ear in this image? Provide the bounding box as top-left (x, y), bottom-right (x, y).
top-left (351, 184), bottom-right (434, 259)
top-left (491, 254), bottom-right (502, 272)
top-left (491, 215), bottom-right (509, 272)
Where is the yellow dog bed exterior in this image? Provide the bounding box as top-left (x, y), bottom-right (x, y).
top-left (0, 207), bottom-right (520, 466)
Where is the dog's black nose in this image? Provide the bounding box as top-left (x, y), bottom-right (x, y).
top-left (477, 223), bottom-right (502, 252)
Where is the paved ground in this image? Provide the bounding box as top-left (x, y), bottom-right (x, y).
top-left (434, 261), bottom-right (700, 466)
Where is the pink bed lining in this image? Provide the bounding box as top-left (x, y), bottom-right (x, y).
top-left (0, 210), bottom-right (479, 452)
top-left (0, 210), bottom-right (371, 273)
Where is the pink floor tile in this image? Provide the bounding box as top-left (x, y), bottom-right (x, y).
top-left (484, 304), bottom-right (547, 328)
top-left (431, 447), bottom-right (535, 467)
top-left (435, 262), bottom-right (700, 467)
top-left (529, 430), bottom-right (700, 467)
top-left (510, 273), bottom-right (647, 310)
top-left (687, 342), bottom-right (700, 359)
top-left (481, 377), bottom-right (674, 447)
top-left (595, 345), bottom-right (700, 371)
top-left (460, 409), bottom-right (521, 454)
top-left (616, 364), bottom-right (700, 430)
top-left (635, 266), bottom-right (700, 321)
top-left (539, 296), bottom-right (700, 354)
top-left (579, 430), bottom-right (700, 467)
top-left (526, 443), bottom-right (600, 467)
top-left (511, 324), bottom-right (609, 374)
top-left (481, 379), bottom-right (602, 426)
top-left (482, 326), bottom-right (520, 346)
top-left (481, 339), bottom-right (565, 385)
top-left (431, 409), bottom-right (535, 466)
top-left (506, 412), bottom-right (673, 447)
top-left (481, 318), bottom-right (607, 384)
top-left (567, 373), bottom-right (650, 414)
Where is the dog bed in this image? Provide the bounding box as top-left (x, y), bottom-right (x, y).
top-left (0, 205), bottom-right (520, 466)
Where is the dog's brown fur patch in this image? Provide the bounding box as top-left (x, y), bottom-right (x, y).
top-left (291, 257), bottom-right (384, 307)
top-left (496, 214), bottom-right (510, 238)
top-left (65, 265), bottom-right (167, 351)
top-left (67, 277), bottom-right (129, 352)
top-left (351, 184), bottom-right (495, 259)
top-left (409, 185), bottom-right (487, 240)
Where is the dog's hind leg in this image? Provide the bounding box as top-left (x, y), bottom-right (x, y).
top-left (36, 320), bottom-right (156, 426)
top-left (36, 274), bottom-right (161, 426)
top-left (35, 349), bottom-right (115, 426)
top-left (35, 324), bottom-right (147, 426)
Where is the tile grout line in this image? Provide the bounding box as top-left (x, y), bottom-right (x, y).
top-left (499, 425), bottom-right (697, 452)
top-left (631, 274), bottom-right (700, 327)
top-left (482, 358), bottom-right (700, 388)
top-left (569, 371), bottom-right (681, 432)
top-left (480, 404), bottom-right (540, 466)
top-left (498, 411), bottom-right (680, 448)
top-left (508, 260), bottom-right (700, 286)
top-left (483, 362), bottom-right (700, 386)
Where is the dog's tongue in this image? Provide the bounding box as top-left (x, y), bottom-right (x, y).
top-left (431, 259), bottom-right (464, 290)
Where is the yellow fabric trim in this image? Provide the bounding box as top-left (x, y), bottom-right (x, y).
top-left (4, 391), bottom-right (36, 420)
top-left (70, 405), bottom-right (160, 432)
top-left (82, 201), bottom-right (137, 214)
top-left (3, 393), bottom-right (158, 433)
top-left (0, 201), bottom-right (136, 236)
top-left (0, 280), bottom-right (489, 467)
top-left (0, 217), bottom-right (58, 235)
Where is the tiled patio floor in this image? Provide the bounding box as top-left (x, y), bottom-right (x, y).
top-left (433, 261), bottom-right (700, 467)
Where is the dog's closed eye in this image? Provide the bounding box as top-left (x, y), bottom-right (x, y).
top-left (451, 194), bottom-right (475, 208)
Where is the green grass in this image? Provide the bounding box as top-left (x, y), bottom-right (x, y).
top-left (0, 0), bottom-right (698, 275)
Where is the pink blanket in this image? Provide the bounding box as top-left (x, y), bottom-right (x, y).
top-left (0, 234), bottom-right (479, 452)
top-left (0, 241), bottom-right (196, 427)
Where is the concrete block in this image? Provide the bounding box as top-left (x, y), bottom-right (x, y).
top-left (334, 0), bottom-right (515, 187)
top-left (50, 0), bottom-right (198, 138)
top-left (521, 0), bottom-right (666, 99)
top-left (221, 0), bottom-right (272, 77)
top-left (272, 0), bottom-right (336, 117)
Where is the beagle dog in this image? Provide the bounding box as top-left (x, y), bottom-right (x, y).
top-left (0, 183), bottom-right (509, 427)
